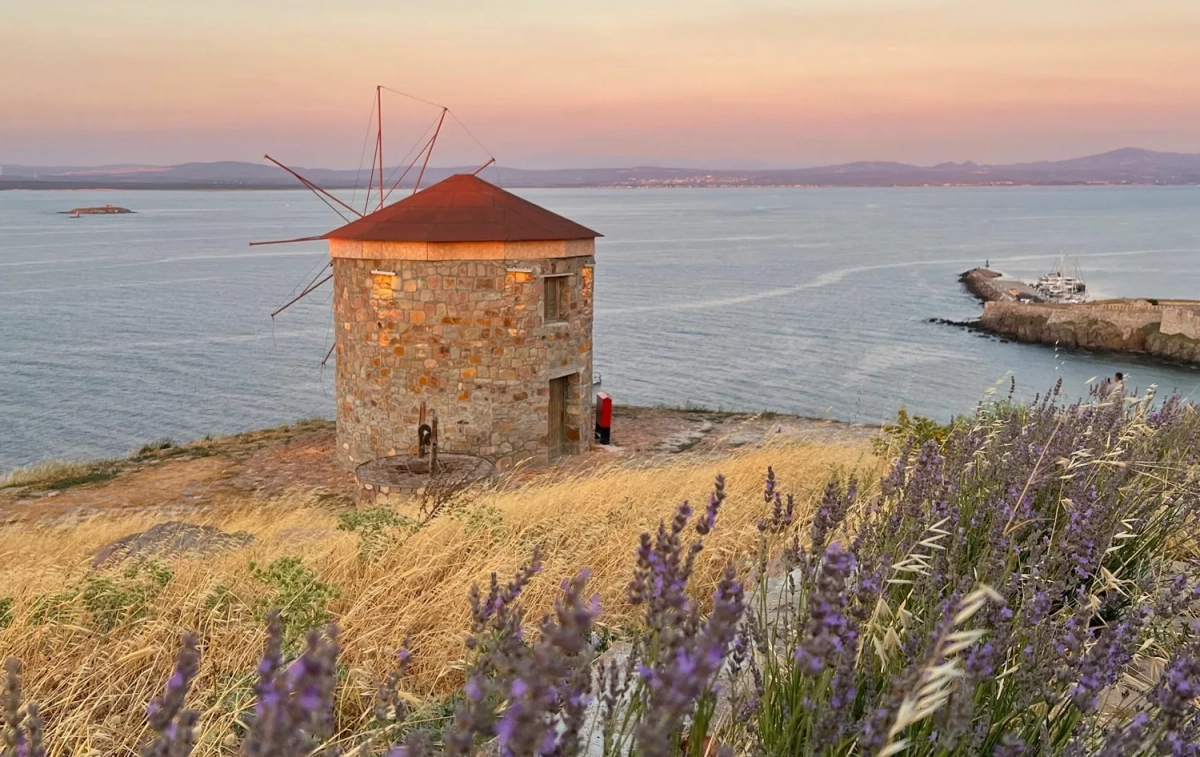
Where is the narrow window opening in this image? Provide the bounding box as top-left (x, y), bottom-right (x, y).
top-left (544, 274), bottom-right (569, 323)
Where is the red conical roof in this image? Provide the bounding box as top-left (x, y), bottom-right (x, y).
top-left (325, 174), bottom-right (601, 243)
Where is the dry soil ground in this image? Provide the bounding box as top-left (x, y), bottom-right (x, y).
top-left (0, 407), bottom-right (877, 525)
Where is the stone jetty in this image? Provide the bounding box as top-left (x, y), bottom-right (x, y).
top-left (979, 298), bottom-right (1200, 365)
top-left (957, 268), bottom-right (1200, 365)
top-left (959, 268), bottom-right (1046, 303)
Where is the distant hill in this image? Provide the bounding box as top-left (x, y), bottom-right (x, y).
top-left (4, 148), bottom-right (1200, 190)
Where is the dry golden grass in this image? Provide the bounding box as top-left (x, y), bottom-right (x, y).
top-left (0, 441), bottom-right (875, 756)
top-left (0, 459), bottom-right (101, 489)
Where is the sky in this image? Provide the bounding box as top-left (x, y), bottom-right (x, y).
top-left (2, 0), bottom-right (1199, 168)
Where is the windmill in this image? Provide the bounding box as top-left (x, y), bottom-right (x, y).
top-left (254, 88), bottom-right (601, 473)
top-left (256, 86), bottom-right (497, 355)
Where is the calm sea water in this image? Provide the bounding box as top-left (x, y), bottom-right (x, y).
top-left (2, 187), bottom-right (1199, 471)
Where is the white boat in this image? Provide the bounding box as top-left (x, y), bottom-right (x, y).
top-left (1033, 253), bottom-right (1087, 303)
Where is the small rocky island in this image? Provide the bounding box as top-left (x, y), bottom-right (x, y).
top-left (955, 267), bottom-right (1200, 366)
top-left (59, 204), bottom-right (134, 217)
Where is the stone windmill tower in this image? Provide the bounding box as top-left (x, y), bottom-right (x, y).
top-left (259, 88), bottom-right (602, 475)
top-left (323, 174), bottom-right (601, 471)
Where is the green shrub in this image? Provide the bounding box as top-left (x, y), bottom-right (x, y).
top-left (337, 507), bottom-right (422, 561)
top-left (136, 438), bottom-right (176, 457)
top-left (207, 671), bottom-right (257, 737)
top-left (204, 583), bottom-right (237, 613)
top-left (873, 406), bottom-right (958, 454)
top-left (84, 562), bottom-right (173, 631)
top-left (248, 557), bottom-right (340, 647)
top-left (29, 562), bottom-right (173, 631)
top-left (452, 502), bottom-right (505, 537)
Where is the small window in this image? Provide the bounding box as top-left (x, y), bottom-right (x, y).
top-left (544, 274), bottom-right (569, 323)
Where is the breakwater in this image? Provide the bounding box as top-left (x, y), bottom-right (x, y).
top-left (980, 299), bottom-right (1200, 365)
top-left (959, 268), bottom-right (1046, 303)
top-left (957, 268), bottom-right (1200, 365)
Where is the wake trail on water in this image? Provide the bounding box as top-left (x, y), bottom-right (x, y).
top-left (597, 248), bottom-right (1199, 316)
top-left (6, 330), bottom-right (329, 356)
top-left (0, 249), bottom-right (326, 273)
top-left (1, 275), bottom-right (225, 296)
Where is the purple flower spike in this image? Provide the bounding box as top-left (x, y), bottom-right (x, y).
top-left (243, 615), bottom-right (341, 757)
top-left (444, 556), bottom-right (596, 757)
top-left (634, 561), bottom-right (745, 757)
top-left (696, 475), bottom-right (726, 536)
top-left (140, 633), bottom-right (201, 757)
top-left (3, 659), bottom-right (45, 757)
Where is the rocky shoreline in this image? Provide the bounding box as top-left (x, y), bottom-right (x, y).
top-left (952, 268), bottom-right (1200, 366)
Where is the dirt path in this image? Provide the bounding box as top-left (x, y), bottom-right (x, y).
top-left (0, 409), bottom-right (877, 524)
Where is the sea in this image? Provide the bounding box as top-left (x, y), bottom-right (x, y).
top-left (2, 186), bottom-right (1199, 471)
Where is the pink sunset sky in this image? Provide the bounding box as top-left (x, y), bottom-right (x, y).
top-left (2, 0), bottom-right (1199, 168)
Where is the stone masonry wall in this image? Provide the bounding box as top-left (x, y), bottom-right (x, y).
top-left (332, 245), bottom-right (594, 470)
top-left (980, 300), bottom-right (1200, 365)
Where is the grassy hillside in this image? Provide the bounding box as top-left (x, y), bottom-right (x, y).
top-left (0, 442), bottom-right (872, 756)
top-left (3, 391), bottom-right (1199, 757)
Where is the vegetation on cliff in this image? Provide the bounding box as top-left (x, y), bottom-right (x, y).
top-left (2, 389), bottom-right (1199, 757)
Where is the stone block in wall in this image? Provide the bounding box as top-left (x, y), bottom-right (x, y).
top-left (1161, 307), bottom-right (1200, 340)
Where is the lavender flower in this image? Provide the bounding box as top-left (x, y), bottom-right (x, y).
top-left (447, 553), bottom-right (597, 757)
top-left (993, 732), bottom-right (1027, 757)
top-left (1148, 633), bottom-right (1200, 757)
top-left (470, 547), bottom-right (543, 641)
top-left (374, 640), bottom-right (412, 724)
top-left (695, 475), bottom-right (726, 535)
top-left (758, 468), bottom-right (795, 534)
top-left (794, 544), bottom-right (856, 676)
top-left (627, 502), bottom-right (698, 632)
top-left (243, 617), bottom-right (341, 757)
top-left (1095, 712), bottom-right (1151, 757)
top-left (386, 729), bottom-right (432, 757)
top-left (634, 562), bottom-right (744, 757)
top-left (1068, 606), bottom-right (1146, 713)
top-left (597, 647), bottom-right (637, 752)
top-left (4, 382), bottom-right (1200, 757)
top-left (141, 633), bottom-right (201, 757)
top-left (810, 478), bottom-right (857, 552)
top-left (3, 659), bottom-right (44, 757)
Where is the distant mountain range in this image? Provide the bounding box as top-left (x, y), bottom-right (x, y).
top-left (4, 148), bottom-right (1200, 190)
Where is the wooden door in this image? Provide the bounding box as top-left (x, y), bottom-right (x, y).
top-left (549, 376), bottom-right (569, 458)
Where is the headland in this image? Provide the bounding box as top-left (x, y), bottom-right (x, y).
top-left (958, 267), bottom-right (1200, 365)
top-left (0, 406), bottom-right (872, 524)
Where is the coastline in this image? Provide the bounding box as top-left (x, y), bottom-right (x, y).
top-left (0, 406), bottom-right (877, 522)
top-left (5, 181), bottom-right (1200, 192)
top-left (950, 268), bottom-right (1200, 366)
